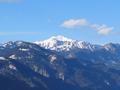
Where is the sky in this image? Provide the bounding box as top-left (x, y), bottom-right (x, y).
top-left (0, 0), bottom-right (120, 44)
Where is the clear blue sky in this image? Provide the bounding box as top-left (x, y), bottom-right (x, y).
top-left (0, 0), bottom-right (120, 44)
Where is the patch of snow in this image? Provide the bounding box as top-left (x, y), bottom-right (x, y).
top-left (66, 53), bottom-right (75, 59)
top-left (9, 64), bottom-right (17, 70)
top-left (16, 41), bottom-right (23, 46)
top-left (33, 65), bottom-right (39, 72)
top-left (9, 55), bottom-right (17, 59)
top-left (59, 72), bottom-right (64, 80)
top-left (49, 55), bottom-right (57, 63)
top-left (2, 41), bottom-right (14, 48)
top-left (0, 57), bottom-right (6, 60)
top-left (19, 48), bottom-right (29, 51)
top-left (39, 69), bottom-right (49, 78)
top-left (27, 55), bottom-right (33, 59)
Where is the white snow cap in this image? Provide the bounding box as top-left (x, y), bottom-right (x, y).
top-left (34, 35), bottom-right (98, 51)
top-left (47, 35), bottom-right (73, 41)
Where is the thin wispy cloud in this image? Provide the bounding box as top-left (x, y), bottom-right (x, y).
top-left (62, 19), bottom-right (114, 36)
top-left (0, 32), bottom-right (41, 36)
top-left (62, 19), bottom-right (88, 28)
top-left (91, 24), bottom-right (113, 35)
top-left (0, 0), bottom-right (21, 3)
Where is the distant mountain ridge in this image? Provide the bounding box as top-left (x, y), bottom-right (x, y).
top-left (34, 35), bottom-right (98, 51)
top-left (34, 35), bottom-right (120, 52)
top-left (0, 36), bottom-right (120, 90)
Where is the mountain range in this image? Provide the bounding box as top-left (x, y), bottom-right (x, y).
top-left (0, 35), bottom-right (120, 90)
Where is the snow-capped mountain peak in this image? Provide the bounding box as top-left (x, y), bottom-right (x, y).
top-left (34, 35), bottom-right (96, 51)
top-left (46, 35), bottom-right (73, 42)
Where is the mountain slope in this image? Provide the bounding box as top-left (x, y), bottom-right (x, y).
top-left (0, 38), bottom-right (120, 90)
top-left (35, 35), bottom-right (120, 63)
